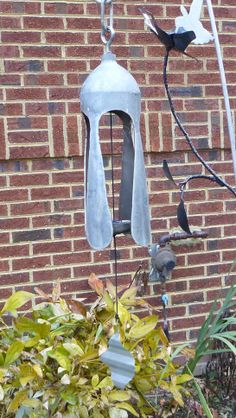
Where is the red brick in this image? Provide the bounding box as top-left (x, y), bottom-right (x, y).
top-left (0, 218), bottom-right (29, 230)
top-left (0, 119), bottom-right (6, 160)
top-left (47, 60), bottom-right (86, 72)
top-left (53, 252), bottom-right (91, 266)
top-left (31, 187), bottom-right (70, 201)
top-left (0, 244), bottom-right (29, 258)
top-left (33, 241), bottom-right (72, 255)
top-left (0, 272), bottom-right (29, 286)
top-left (172, 292), bottom-right (204, 305)
top-left (0, 189), bottom-right (28, 202)
top-left (10, 201), bottom-right (51, 216)
top-left (0, 16), bottom-right (21, 28)
top-left (23, 17), bottom-right (64, 30)
top-left (9, 146), bottom-right (49, 159)
top-left (51, 116), bottom-right (65, 157)
top-left (7, 116), bottom-right (48, 130)
top-left (13, 256), bottom-right (51, 271)
top-left (33, 268), bottom-right (71, 282)
top-left (2, 31), bottom-right (41, 43)
top-left (8, 131), bottom-right (48, 144)
top-left (10, 174), bottom-right (49, 187)
top-left (32, 214), bottom-right (71, 228)
top-left (0, 45), bottom-right (20, 59)
top-left (6, 88), bottom-right (47, 101)
top-left (45, 32), bottom-right (84, 44)
top-left (67, 116), bottom-right (80, 156)
top-left (22, 46), bottom-right (61, 58)
top-left (0, 103), bottom-right (23, 116)
top-left (48, 3), bottom-right (82, 15)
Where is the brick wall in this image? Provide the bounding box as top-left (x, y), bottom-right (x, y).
top-left (0, 0), bottom-right (235, 343)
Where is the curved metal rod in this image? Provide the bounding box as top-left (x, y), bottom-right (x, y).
top-left (163, 51), bottom-right (236, 198)
top-left (159, 230), bottom-right (208, 247)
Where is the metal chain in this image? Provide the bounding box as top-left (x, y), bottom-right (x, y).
top-left (96, 0), bottom-right (115, 52)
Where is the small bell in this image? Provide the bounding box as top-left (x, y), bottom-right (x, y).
top-left (80, 51), bottom-right (151, 250)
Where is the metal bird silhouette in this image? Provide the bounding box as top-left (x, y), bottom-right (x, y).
top-left (175, 0), bottom-right (213, 45)
top-left (139, 7), bottom-right (196, 58)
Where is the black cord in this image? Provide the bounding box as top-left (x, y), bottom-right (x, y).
top-left (109, 112), bottom-right (119, 321)
top-left (163, 51), bottom-right (236, 198)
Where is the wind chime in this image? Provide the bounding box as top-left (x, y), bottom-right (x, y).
top-left (80, 0), bottom-right (151, 389)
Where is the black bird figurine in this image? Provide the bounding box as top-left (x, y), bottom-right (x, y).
top-left (139, 7), bottom-right (196, 59)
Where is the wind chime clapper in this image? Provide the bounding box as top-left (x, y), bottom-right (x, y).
top-left (80, 0), bottom-right (151, 251)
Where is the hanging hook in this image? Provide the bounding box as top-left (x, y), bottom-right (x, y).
top-left (96, 0), bottom-right (115, 52)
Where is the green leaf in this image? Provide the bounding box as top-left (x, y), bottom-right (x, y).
top-left (189, 372), bottom-right (213, 418)
top-left (212, 335), bottom-right (236, 355)
top-left (61, 388), bottom-right (77, 405)
top-left (128, 315), bottom-right (158, 339)
top-left (4, 340), bottom-right (24, 366)
top-left (15, 317), bottom-right (50, 338)
top-left (48, 347), bottom-right (71, 371)
top-left (78, 406), bottom-right (89, 418)
top-left (0, 351), bottom-right (4, 367)
top-left (1, 291), bottom-right (35, 316)
top-left (116, 402), bottom-right (139, 417)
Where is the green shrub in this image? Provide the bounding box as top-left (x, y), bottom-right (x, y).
top-left (0, 277), bottom-right (192, 417)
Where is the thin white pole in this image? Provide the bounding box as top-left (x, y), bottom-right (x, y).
top-left (205, 0), bottom-right (236, 183)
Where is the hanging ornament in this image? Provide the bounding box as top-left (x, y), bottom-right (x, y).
top-left (175, 0), bottom-right (213, 45)
top-left (100, 332), bottom-right (135, 389)
top-left (80, 0), bottom-right (151, 251)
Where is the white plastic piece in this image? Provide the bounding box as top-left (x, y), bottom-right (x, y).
top-left (175, 0), bottom-right (213, 44)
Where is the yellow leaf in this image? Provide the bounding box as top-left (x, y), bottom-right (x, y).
top-left (108, 390), bottom-right (131, 402)
top-left (4, 340), bottom-right (24, 366)
top-left (92, 374), bottom-right (99, 387)
top-left (120, 287), bottom-right (138, 303)
top-left (79, 349), bottom-right (98, 363)
top-left (7, 390), bottom-right (28, 413)
top-left (32, 364), bottom-right (43, 378)
top-left (116, 402), bottom-right (139, 417)
top-left (104, 291), bottom-right (114, 312)
top-left (176, 374), bottom-right (192, 384)
top-left (63, 342), bottom-right (84, 357)
top-left (1, 291), bottom-right (35, 315)
top-left (97, 376), bottom-right (113, 389)
top-left (128, 315), bottom-right (158, 339)
top-left (118, 302), bottom-right (130, 325)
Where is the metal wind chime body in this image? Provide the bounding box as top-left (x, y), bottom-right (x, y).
top-left (80, 0), bottom-right (151, 252)
top-left (80, 0), bottom-right (150, 388)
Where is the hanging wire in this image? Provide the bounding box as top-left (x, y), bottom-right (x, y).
top-left (96, 0), bottom-right (115, 52)
top-left (109, 112), bottom-right (119, 321)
